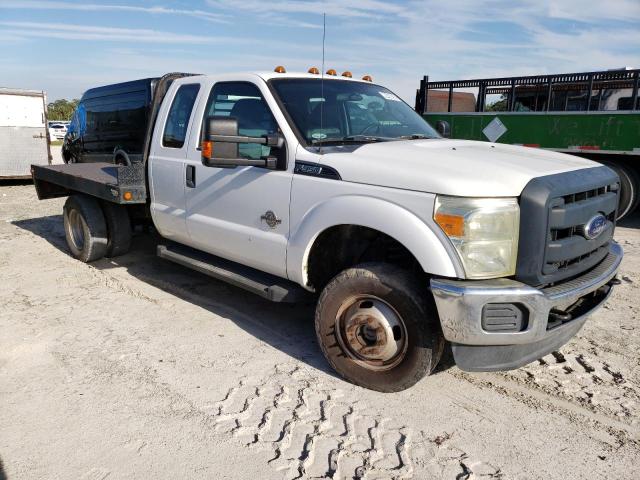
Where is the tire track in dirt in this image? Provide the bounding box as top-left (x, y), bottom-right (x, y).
top-left (500, 350), bottom-right (639, 423)
top-left (204, 363), bottom-right (502, 479)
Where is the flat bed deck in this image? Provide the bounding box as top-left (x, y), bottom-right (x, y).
top-left (31, 162), bottom-right (147, 204)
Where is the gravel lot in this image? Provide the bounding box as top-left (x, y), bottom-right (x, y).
top-left (1, 183), bottom-right (639, 479)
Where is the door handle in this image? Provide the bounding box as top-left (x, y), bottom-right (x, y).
top-left (186, 165), bottom-right (196, 188)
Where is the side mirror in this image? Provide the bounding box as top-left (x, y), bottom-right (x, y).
top-left (201, 116), bottom-right (283, 169)
top-left (435, 120), bottom-right (451, 138)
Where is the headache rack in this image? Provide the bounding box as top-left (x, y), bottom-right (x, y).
top-left (415, 68), bottom-right (640, 113)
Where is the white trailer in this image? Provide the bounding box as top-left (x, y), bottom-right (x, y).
top-left (0, 88), bottom-right (51, 178)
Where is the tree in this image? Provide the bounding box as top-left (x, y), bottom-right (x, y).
top-left (486, 94), bottom-right (508, 112)
top-left (47, 99), bottom-right (79, 121)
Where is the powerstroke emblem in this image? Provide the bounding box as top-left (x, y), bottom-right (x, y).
top-left (583, 213), bottom-right (608, 240)
top-left (295, 163), bottom-right (323, 176)
top-left (294, 161), bottom-right (341, 180)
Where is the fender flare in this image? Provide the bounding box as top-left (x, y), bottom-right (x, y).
top-left (286, 195), bottom-right (462, 287)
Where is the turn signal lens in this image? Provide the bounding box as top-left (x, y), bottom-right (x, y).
top-left (341, 71), bottom-right (352, 78)
top-left (308, 67), bottom-right (320, 74)
top-left (202, 140), bottom-right (212, 159)
top-left (123, 191), bottom-right (133, 201)
top-left (326, 69), bottom-right (337, 76)
top-left (274, 65), bottom-right (287, 73)
top-left (434, 212), bottom-right (465, 237)
top-left (362, 75), bottom-right (373, 82)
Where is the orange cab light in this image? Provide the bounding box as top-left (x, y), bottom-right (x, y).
top-left (308, 67), bottom-right (320, 74)
top-left (362, 75), bottom-right (373, 82)
top-left (274, 65), bottom-right (287, 73)
top-left (434, 212), bottom-right (465, 237)
top-left (202, 140), bottom-right (213, 159)
top-left (123, 191), bottom-right (133, 201)
top-left (341, 71), bottom-right (352, 78)
top-left (326, 69), bottom-right (337, 76)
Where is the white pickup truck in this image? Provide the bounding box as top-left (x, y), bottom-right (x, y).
top-left (32, 70), bottom-right (623, 392)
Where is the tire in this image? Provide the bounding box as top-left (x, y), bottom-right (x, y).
top-left (602, 161), bottom-right (640, 220)
top-left (113, 149), bottom-right (131, 166)
top-left (315, 263), bottom-right (444, 392)
top-left (101, 202), bottom-right (132, 258)
top-left (63, 195), bottom-right (108, 262)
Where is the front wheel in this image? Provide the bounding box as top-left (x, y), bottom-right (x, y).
top-left (315, 263), bottom-right (444, 392)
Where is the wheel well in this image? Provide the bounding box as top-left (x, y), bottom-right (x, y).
top-left (306, 225), bottom-right (422, 291)
top-left (113, 148), bottom-right (131, 165)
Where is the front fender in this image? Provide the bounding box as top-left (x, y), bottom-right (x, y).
top-left (287, 195), bottom-right (463, 287)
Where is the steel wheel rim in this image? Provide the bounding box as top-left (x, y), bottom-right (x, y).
top-left (335, 295), bottom-right (408, 371)
top-left (67, 209), bottom-right (85, 251)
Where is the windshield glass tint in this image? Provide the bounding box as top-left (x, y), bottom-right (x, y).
top-left (271, 79), bottom-right (439, 144)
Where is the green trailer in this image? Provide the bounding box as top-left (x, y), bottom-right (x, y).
top-left (416, 69), bottom-right (640, 218)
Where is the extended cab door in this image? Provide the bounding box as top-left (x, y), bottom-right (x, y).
top-left (183, 79), bottom-right (292, 278)
top-left (148, 81), bottom-right (202, 243)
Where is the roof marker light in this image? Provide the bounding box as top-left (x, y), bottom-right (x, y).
top-left (308, 67), bottom-right (320, 74)
top-left (274, 65), bottom-right (287, 73)
top-left (362, 75), bottom-right (373, 82)
top-left (341, 71), bottom-right (352, 78)
top-left (326, 69), bottom-right (337, 76)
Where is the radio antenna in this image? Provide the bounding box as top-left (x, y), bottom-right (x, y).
top-left (319, 12), bottom-right (326, 154)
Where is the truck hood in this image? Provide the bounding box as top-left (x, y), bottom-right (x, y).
top-left (318, 139), bottom-right (600, 197)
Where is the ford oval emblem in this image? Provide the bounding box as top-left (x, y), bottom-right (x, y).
top-left (583, 214), bottom-right (607, 240)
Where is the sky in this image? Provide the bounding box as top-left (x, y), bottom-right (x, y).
top-left (1, 0), bottom-right (639, 103)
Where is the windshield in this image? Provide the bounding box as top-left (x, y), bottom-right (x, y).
top-left (270, 78), bottom-right (439, 145)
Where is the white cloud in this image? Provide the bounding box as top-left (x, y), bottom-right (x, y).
top-left (0, 21), bottom-right (235, 44)
top-left (207, 0), bottom-right (407, 20)
top-left (0, 1), bottom-right (229, 23)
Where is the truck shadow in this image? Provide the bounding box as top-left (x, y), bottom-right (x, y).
top-left (618, 210), bottom-right (640, 229)
top-left (12, 215), bottom-right (457, 383)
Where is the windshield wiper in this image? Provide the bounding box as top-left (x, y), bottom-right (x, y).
top-left (311, 135), bottom-right (393, 145)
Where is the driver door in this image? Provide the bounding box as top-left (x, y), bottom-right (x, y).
top-left (184, 81), bottom-right (292, 278)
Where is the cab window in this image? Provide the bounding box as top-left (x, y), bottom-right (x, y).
top-left (203, 82), bottom-right (278, 160)
top-left (163, 84), bottom-right (200, 148)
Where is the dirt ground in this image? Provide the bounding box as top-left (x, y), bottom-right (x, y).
top-left (1, 183), bottom-right (639, 480)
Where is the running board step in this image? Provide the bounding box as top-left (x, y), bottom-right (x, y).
top-left (157, 244), bottom-right (312, 303)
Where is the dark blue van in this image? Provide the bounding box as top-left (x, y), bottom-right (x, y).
top-left (63, 78), bottom-right (157, 164)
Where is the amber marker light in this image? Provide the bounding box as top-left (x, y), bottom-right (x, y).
top-left (274, 65), bottom-right (287, 73)
top-left (341, 71), bottom-right (352, 78)
top-left (308, 67), bottom-right (320, 74)
top-left (123, 191), bottom-right (133, 201)
top-left (434, 212), bottom-right (465, 237)
top-left (201, 140), bottom-right (213, 159)
top-left (362, 75), bottom-right (373, 82)
top-left (326, 69), bottom-right (337, 76)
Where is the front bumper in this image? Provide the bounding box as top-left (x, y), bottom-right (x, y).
top-left (430, 242), bottom-right (623, 371)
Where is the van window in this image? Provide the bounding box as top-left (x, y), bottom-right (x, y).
top-left (163, 84), bottom-right (200, 149)
top-left (203, 82), bottom-right (278, 160)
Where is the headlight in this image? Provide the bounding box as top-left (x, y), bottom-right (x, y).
top-left (434, 196), bottom-right (519, 279)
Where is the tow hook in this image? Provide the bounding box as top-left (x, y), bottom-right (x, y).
top-left (549, 309), bottom-right (572, 322)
